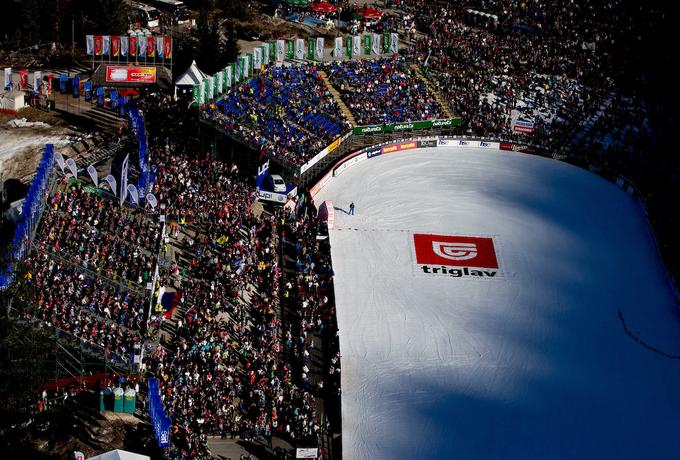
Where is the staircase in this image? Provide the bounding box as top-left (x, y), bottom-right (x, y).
top-left (410, 64), bottom-right (454, 119)
top-left (318, 70), bottom-right (357, 125)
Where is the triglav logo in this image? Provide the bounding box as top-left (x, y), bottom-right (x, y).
top-left (432, 241), bottom-right (477, 261)
top-left (414, 234), bottom-right (499, 278)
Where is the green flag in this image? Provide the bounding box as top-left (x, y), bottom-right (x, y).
top-left (364, 34), bottom-right (371, 55)
top-left (308, 37), bottom-right (315, 60)
top-left (192, 84), bottom-right (199, 106)
top-left (286, 40), bottom-right (294, 59)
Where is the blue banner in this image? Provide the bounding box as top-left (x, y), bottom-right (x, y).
top-left (0, 145), bottom-right (54, 288)
top-left (147, 378), bottom-right (171, 448)
top-left (72, 77), bottom-right (79, 97)
top-left (127, 107), bottom-right (154, 198)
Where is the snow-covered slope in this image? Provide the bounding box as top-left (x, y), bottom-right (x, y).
top-left (316, 147), bottom-right (680, 460)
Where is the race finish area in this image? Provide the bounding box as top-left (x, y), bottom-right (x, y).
top-left (315, 146), bottom-right (680, 460)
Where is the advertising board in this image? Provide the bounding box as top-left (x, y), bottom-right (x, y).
top-left (106, 66), bottom-right (157, 83)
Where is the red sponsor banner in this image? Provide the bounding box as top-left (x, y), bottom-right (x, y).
top-left (94, 35), bottom-right (103, 55)
top-left (413, 234), bottom-right (499, 269)
top-left (164, 36), bottom-right (172, 59)
top-left (129, 35), bottom-right (137, 57)
top-left (147, 36), bottom-right (155, 57)
top-left (106, 66), bottom-right (157, 83)
top-left (112, 36), bottom-right (120, 57)
top-left (381, 141), bottom-right (417, 154)
top-left (19, 70), bottom-right (28, 89)
top-left (512, 125), bottom-right (534, 133)
top-left (499, 142), bottom-right (551, 157)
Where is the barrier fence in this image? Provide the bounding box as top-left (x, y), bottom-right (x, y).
top-left (147, 377), bottom-right (171, 448)
top-left (0, 144), bottom-right (55, 289)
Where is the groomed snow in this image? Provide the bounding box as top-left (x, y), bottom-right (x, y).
top-left (315, 147), bottom-right (680, 460)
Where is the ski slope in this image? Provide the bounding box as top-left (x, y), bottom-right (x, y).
top-left (315, 147), bottom-right (680, 460)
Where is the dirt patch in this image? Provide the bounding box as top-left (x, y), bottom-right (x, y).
top-left (0, 107), bottom-right (69, 128)
top-left (0, 117), bottom-right (76, 183)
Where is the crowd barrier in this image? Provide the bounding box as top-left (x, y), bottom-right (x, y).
top-left (128, 107), bottom-right (153, 197)
top-left (308, 135), bottom-right (680, 306)
top-left (148, 377), bottom-right (171, 448)
top-left (0, 144), bottom-right (55, 289)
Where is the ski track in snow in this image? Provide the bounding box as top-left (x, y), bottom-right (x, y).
top-left (317, 147), bottom-right (680, 460)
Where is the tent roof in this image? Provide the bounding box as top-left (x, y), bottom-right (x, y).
top-left (175, 60), bottom-right (208, 87)
top-left (87, 449), bottom-right (150, 460)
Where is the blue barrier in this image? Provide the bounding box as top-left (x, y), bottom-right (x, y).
top-left (0, 144), bottom-right (55, 289)
top-left (147, 378), bottom-right (171, 448)
top-left (127, 107), bottom-right (153, 199)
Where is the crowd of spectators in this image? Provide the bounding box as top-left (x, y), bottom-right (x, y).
top-left (131, 93), bottom-right (338, 459)
top-left (403, 1), bottom-right (616, 151)
top-left (35, 183), bottom-right (160, 288)
top-left (323, 57), bottom-right (446, 126)
top-left (13, 174), bottom-right (160, 363)
top-left (203, 65), bottom-right (350, 168)
top-left (280, 195), bottom-right (342, 413)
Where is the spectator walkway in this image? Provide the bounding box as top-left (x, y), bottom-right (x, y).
top-left (411, 63), bottom-right (454, 119)
top-left (318, 70), bottom-right (357, 125)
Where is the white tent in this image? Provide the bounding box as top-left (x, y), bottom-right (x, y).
top-left (174, 60), bottom-right (208, 99)
top-left (87, 449), bottom-right (150, 460)
top-left (175, 60), bottom-right (207, 88)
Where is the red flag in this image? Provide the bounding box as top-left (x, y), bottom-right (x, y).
top-left (94, 35), bottom-right (103, 55)
top-left (47, 74), bottom-right (53, 94)
top-left (112, 36), bottom-right (120, 57)
top-left (164, 37), bottom-right (172, 59)
top-left (147, 36), bottom-right (155, 57)
top-left (19, 69), bottom-right (28, 89)
top-left (129, 35), bottom-right (137, 57)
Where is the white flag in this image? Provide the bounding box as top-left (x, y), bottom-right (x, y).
top-left (138, 36), bottom-right (147, 57)
top-left (120, 36), bottom-right (129, 57)
top-left (253, 48), bottom-right (262, 71)
top-left (54, 152), bottom-right (65, 172)
top-left (146, 193), bottom-right (158, 209)
top-left (352, 35), bottom-right (361, 56)
top-left (102, 35), bottom-right (111, 55)
top-left (276, 40), bottom-right (285, 62)
top-left (217, 71), bottom-right (223, 94)
top-left (390, 33), bottom-right (399, 54)
top-left (262, 45), bottom-right (269, 65)
top-left (105, 175), bottom-right (117, 196)
top-left (225, 66), bottom-right (232, 88)
top-left (127, 184), bottom-right (139, 205)
top-left (120, 154), bottom-right (129, 206)
top-left (87, 165), bottom-right (98, 187)
top-left (65, 158), bottom-right (78, 179)
top-left (208, 76), bottom-right (214, 100)
top-left (295, 39), bottom-right (305, 60)
top-left (372, 33), bottom-right (381, 55)
top-left (334, 37), bottom-right (343, 58)
top-left (33, 71), bottom-right (41, 93)
top-left (315, 37), bottom-right (324, 60)
top-left (199, 80), bottom-right (205, 104)
top-left (86, 35), bottom-right (94, 55)
top-left (156, 36), bottom-right (164, 58)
